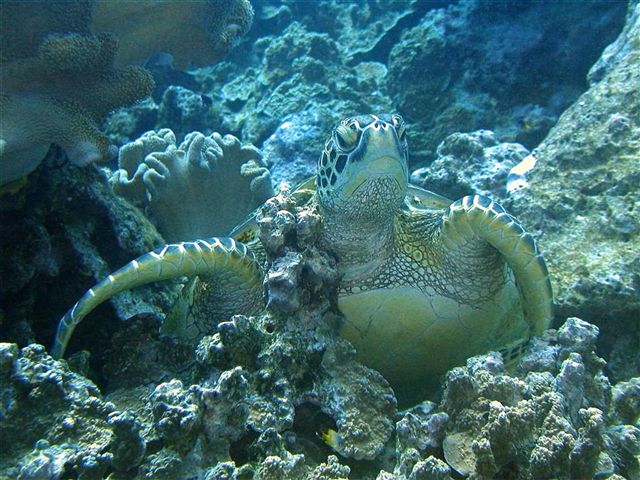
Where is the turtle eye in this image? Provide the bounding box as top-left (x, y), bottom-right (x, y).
top-left (392, 114), bottom-right (406, 142)
top-left (334, 124), bottom-right (358, 152)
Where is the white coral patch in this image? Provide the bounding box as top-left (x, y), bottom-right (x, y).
top-left (507, 154), bottom-right (537, 193)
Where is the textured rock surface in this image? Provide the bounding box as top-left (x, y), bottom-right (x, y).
top-left (0, 155), bottom-right (176, 359)
top-left (195, 20), bottom-right (393, 151)
top-left (387, 0), bottom-right (626, 165)
top-left (261, 109), bottom-right (327, 186)
top-left (410, 130), bottom-right (530, 201)
top-left (111, 129), bottom-right (274, 241)
top-left (434, 318), bottom-right (638, 479)
top-left (156, 86), bottom-right (218, 141)
top-left (7, 318), bottom-right (634, 478)
top-left (0, 343), bottom-right (115, 479)
top-left (509, 0), bottom-right (640, 357)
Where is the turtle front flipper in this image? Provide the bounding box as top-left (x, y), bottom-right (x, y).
top-left (441, 195), bottom-right (553, 340)
top-left (51, 237), bottom-right (263, 359)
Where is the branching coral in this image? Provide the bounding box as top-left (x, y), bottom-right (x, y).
top-left (91, 0), bottom-right (254, 69)
top-left (0, 19), bottom-right (153, 187)
top-left (111, 129), bottom-right (273, 242)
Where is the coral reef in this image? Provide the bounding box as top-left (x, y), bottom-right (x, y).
top-left (268, 0), bottom-right (423, 62)
top-left (91, 0), bottom-right (254, 69)
top-left (1, 0), bottom-right (255, 188)
top-left (387, 0), bottom-right (626, 164)
top-left (104, 98), bottom-right (160, 147)
top-left (156, 86), bottom-right (219, 141)
top-left (0, 28), bottom-right (153, 186)
top-left (111, 129), bottom-right (274, 242)
top-left (435, 318), bottom-right (639, 479)
top-left (1, 1), bottom-right (638, 478)
top-left (0, 187), bottom-right (397, 478)
top-left (105, 0), bottom-right (625, 172)
top-left (0, 343), bottom-right (115, 479)
top-left (3, 310), bottom-right (637, 478)
top-left (410, 130), bottom-right (530, 201)
top-left (261, 109), bottom-right (327, 186)
top-left (195, 20), bottom-right (393, 148)
top-left (509, 0), bottom-right (640, 363)
top-left (1, 163), bottom-right (638, 479)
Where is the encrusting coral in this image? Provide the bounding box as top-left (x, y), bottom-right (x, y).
top-left (91, 0), bottom-right (255, 69)
top-left (111, 129), bottom-right (274, 242)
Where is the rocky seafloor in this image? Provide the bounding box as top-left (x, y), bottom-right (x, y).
top-left (1, 0), bottom-right (639, 479)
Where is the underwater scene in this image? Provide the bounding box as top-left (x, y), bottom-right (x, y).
top-left (0, 0), bottom-right (639, 478)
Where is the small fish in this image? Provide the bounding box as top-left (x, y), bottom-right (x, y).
top-left (320, 428), bottom-right (344, 451)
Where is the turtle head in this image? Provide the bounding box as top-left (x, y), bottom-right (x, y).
top-left (317, 114), bottom-right (408, 223)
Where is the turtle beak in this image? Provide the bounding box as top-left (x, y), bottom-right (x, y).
top-left (345, 154), bottom-right (406, 197)
top-left (344, 126), bottom-right (407, 195)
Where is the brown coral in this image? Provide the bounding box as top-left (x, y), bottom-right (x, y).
top-left (0, 0), bottom-right (93, 63)
top-left (111, 129), bottom-right (273, 242)
top-left (91, 0), bottom-right (254, 69)
top-left (0, 21), bottom-right (153, 186)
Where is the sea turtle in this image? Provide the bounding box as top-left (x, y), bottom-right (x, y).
top-left (52, 114), bottom-right (552, 403)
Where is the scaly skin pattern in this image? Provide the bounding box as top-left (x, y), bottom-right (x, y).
top-left (51, 238), bottom-right (263, 358)
top-left (337, 195), bottom-right (550, 403)
top-left (52, 114), bottom-right (552, 406)
top-left (318, 114), bottom-right (551, 403)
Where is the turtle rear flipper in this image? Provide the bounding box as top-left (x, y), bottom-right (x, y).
top-left (51, 237), bottom-right (263, 359)
top-left (441, 195), bottom-right (553, 339)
